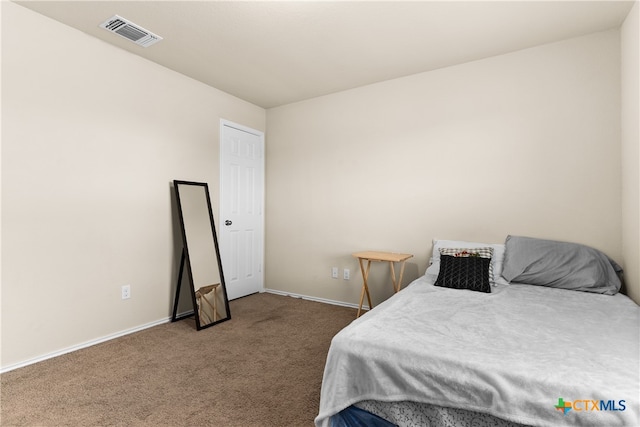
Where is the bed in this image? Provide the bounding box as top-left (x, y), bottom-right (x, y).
top-left (315, 236), bottom-right (639, 427)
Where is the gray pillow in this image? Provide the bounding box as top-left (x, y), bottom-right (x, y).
top-left (502, 235), bottom-right (622, 295)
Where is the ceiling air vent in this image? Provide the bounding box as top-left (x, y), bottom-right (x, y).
top-left (99, 15), bottom-right (162, 47)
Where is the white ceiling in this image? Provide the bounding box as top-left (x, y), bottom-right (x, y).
top-left (14, 1), bottom-right (635, 109)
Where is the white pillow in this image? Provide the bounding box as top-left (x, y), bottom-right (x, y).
top-left (425, 239), bottom-right (509, 286)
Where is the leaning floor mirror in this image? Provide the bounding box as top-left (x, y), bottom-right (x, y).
top-left (172, 180), bottom-right (231, 330)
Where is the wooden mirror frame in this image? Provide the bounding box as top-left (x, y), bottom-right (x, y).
top-left (172, 180), bottom-right (231, 330)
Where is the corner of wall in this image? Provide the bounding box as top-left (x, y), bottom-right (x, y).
top-left (621, 1), bottom-right (640, 304)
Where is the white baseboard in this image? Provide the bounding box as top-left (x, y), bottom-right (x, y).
top-left (1, 317), bottom-right (171, 374)
top-left (264, 288), bottom-right (361, 310)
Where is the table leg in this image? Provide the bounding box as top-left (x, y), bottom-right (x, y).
top-left (389, 261), bottom-right (397, 292)
top-left (396, 260), bottom-right (407, 292)
top-left (388, 260), bottom-right (408, 293)
top-left (357, 258), bottom-right (373, 318)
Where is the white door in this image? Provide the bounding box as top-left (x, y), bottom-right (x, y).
top-left (219, 120), bottom-right (264, 300)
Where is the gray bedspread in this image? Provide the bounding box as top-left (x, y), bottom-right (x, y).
top-left (315, 277), bottom-right (639, 427)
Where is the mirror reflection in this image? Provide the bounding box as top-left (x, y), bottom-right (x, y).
top-left (172, 180), bottom-right (230, 329)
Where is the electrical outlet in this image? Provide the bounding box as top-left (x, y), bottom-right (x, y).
top-left (331, 267), bottom-right (339, 279)
top-left (343, 268), bottom-right (350, 280)
top-left (121, 285), bottom-right (131, 300)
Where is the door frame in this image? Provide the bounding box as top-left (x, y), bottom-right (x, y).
top-left (219, 118), bottom-right (266, 297)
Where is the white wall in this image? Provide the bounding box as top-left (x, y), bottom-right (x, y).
top-left (621, 2), bottom-right (640, 304)
top-left (1, 2), bottom-right (265, 369)
top-left (266, 30), bottom-right (623, 306)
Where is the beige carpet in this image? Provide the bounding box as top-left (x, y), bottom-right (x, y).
top-left (1, 293), bottom-right (357, 426)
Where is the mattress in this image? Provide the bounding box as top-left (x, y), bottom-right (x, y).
top-left (315, 275), bottom-right (639, 427)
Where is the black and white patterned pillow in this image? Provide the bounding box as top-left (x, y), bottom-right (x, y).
top-left (439, 247), bottom-right (495, 284)
top-left (435, 255), bottom-right (491, 293)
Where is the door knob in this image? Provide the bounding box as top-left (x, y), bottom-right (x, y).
top-left (225, 220), bottom-right (232, 226)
